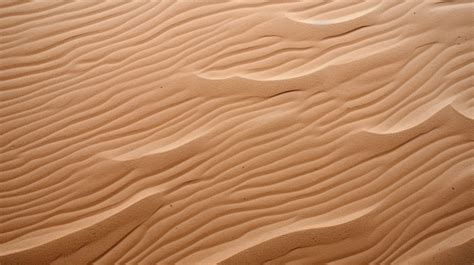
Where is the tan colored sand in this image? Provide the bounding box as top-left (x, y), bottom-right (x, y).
top-left (1, 0), bottom-right (473, 264)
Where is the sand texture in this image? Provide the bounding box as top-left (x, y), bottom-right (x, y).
top-left (1, 0), bottom-right (473, 264)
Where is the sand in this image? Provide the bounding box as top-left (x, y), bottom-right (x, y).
top-left (0, 0), bottom-right (473, 264)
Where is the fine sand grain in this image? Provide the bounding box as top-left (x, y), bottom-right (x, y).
top-left (1, 0), bottom-right (473, 264)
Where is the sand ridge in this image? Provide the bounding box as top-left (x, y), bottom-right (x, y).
top-left (1, 0), bottom-right (473, 264)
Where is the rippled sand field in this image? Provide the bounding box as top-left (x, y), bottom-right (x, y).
top-left (1, 0), bottom-right (473, 264)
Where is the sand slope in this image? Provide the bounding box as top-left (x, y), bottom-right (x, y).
top-left (1, 0), bottom-right (473, 264)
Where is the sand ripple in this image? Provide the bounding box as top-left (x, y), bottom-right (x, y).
top-left (1, 0), bottom-right (473, 264)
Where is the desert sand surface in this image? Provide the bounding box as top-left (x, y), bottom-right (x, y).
top-left (1, 0), bottom-right (473, 264)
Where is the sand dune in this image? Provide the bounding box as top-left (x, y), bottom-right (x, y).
top-left (1, 0), bottom-right (473, 264)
